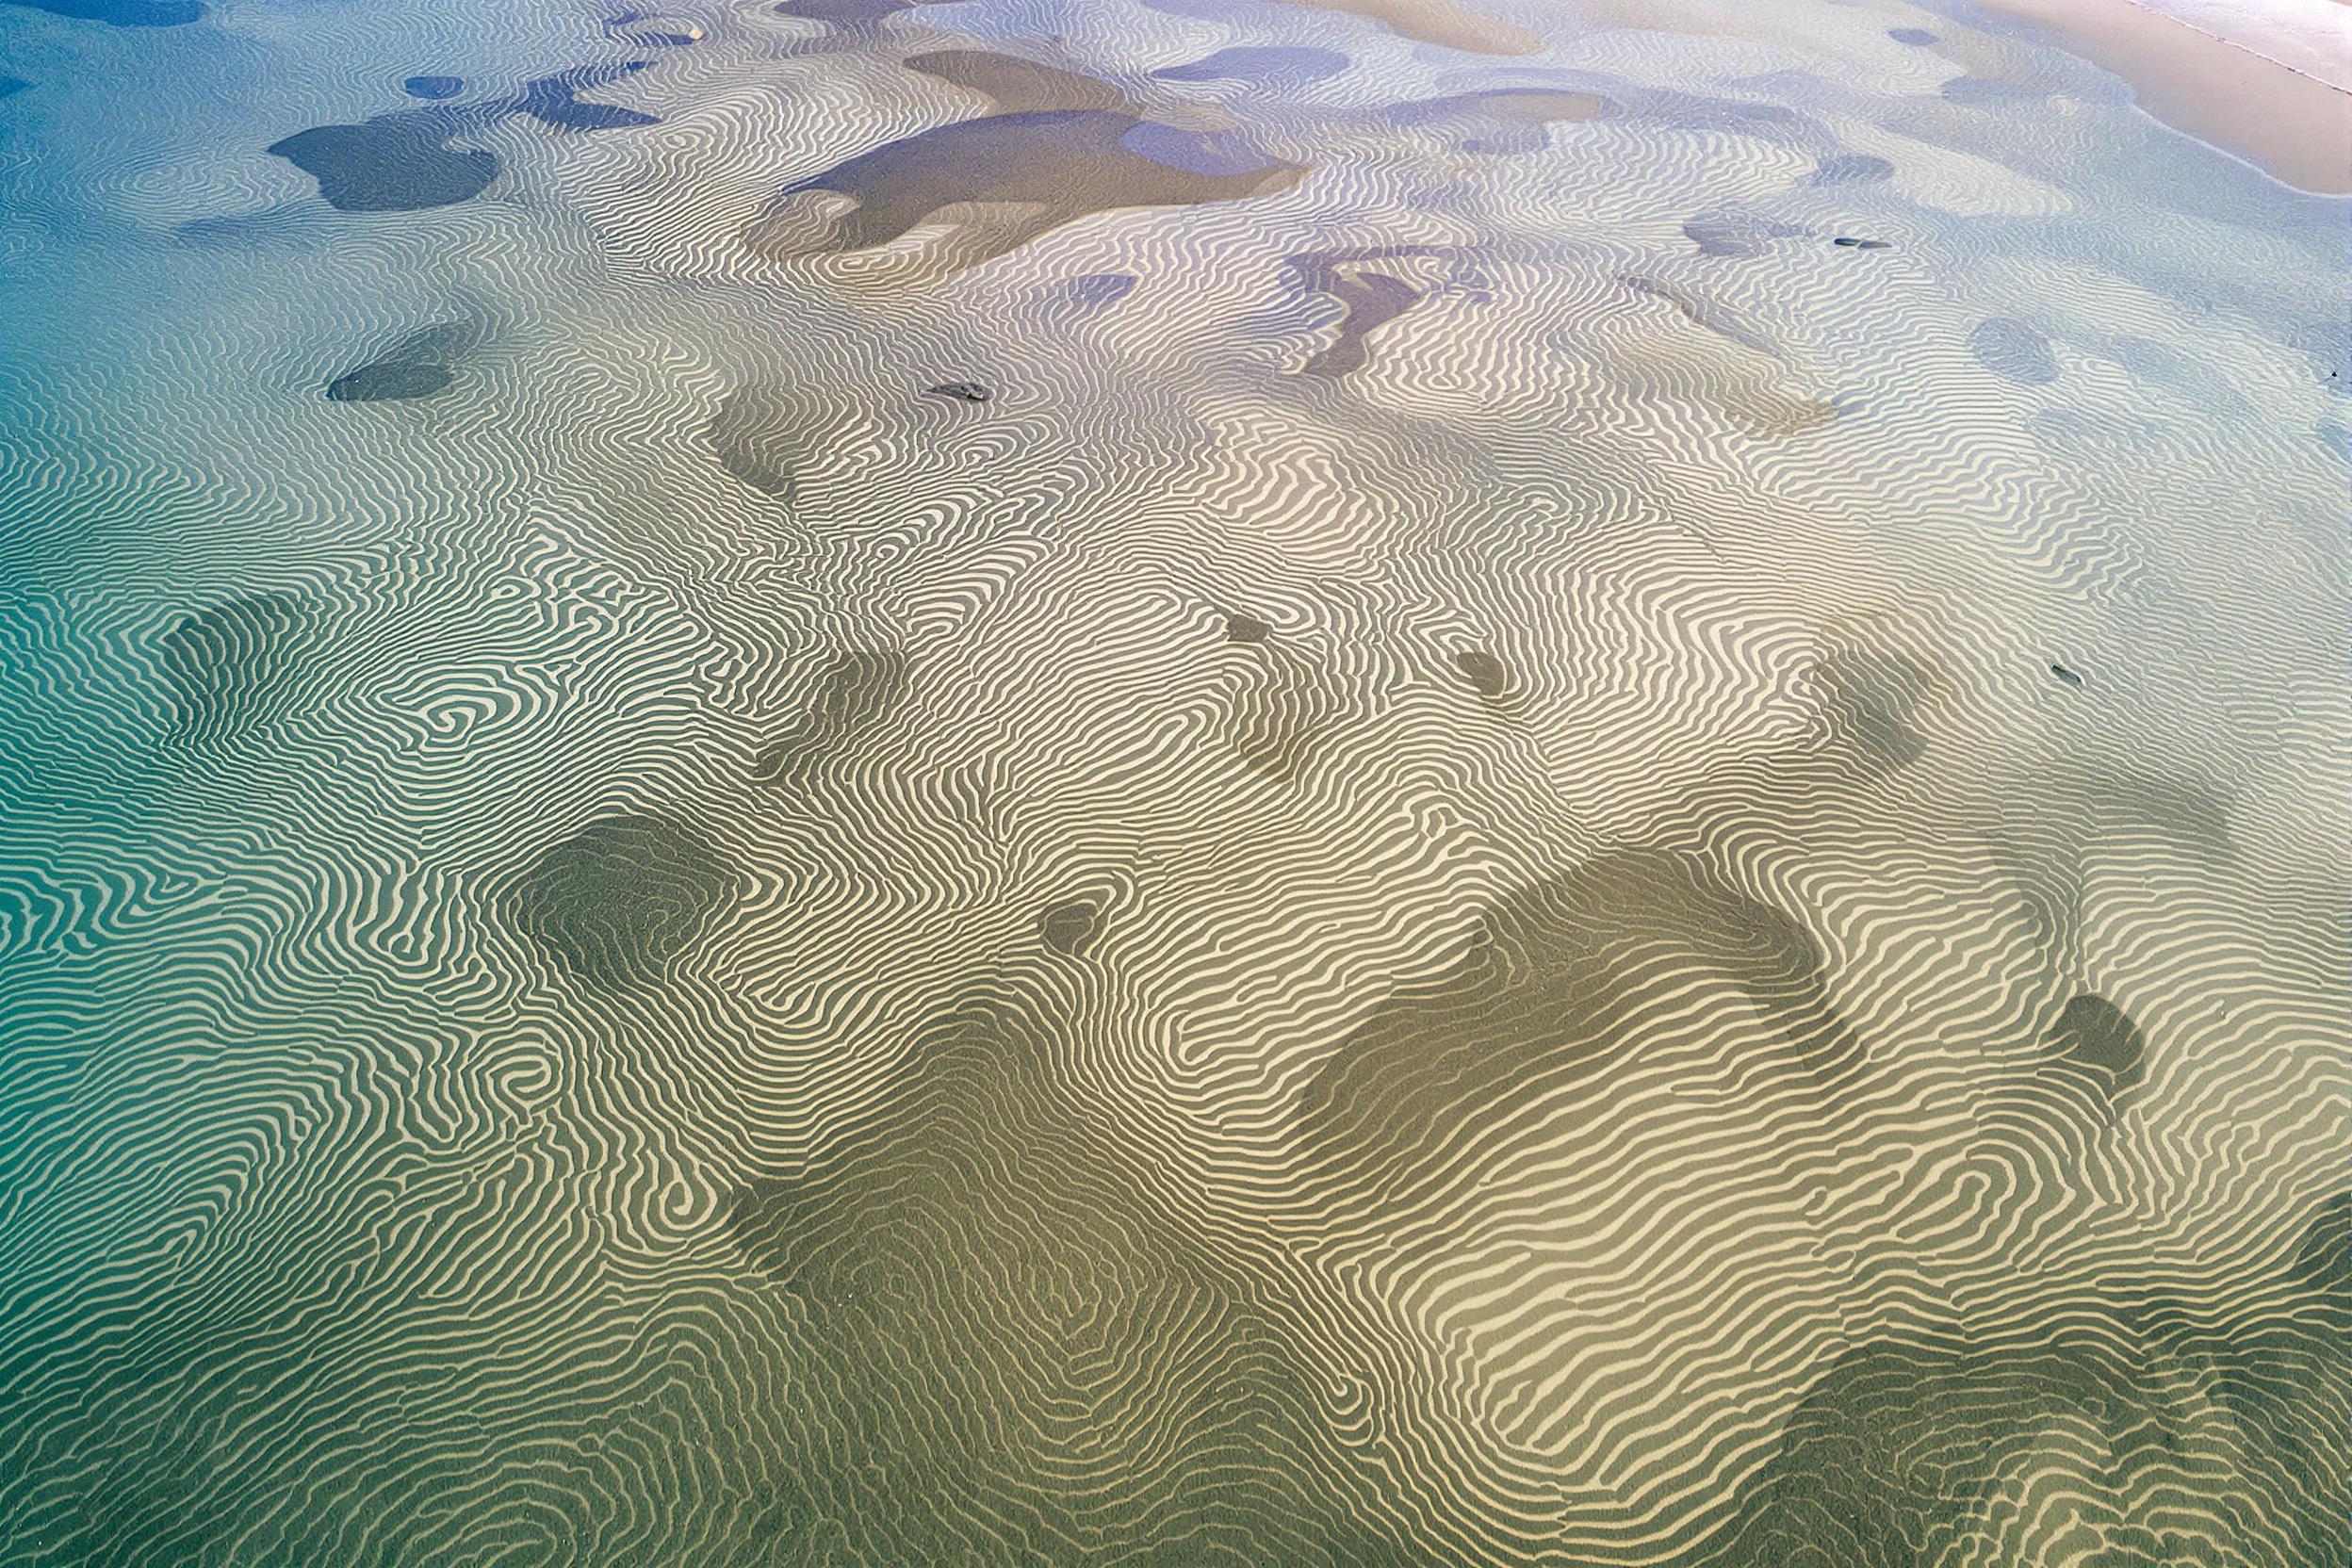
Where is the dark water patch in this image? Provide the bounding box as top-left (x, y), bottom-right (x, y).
top-left (704, 386), bottom-right (810, 498)
top-left (1298, 849), bottom-right (1862, 1215)
top-left (608, 8), bottom-right (702, 45)
top-left (2291, 1193), bottom-right (2351, 1298)
top-left (1968, 317), bottom-right (2059, 384)
top-left (1831, 236), bottom-right (1891, 249)
top-left (1683, 209), bottom-right (1799, 258)
top-left (2048, 659), bottom-right (2082, 688)
top-left (1452, 648), bottom-right (1506, 696)
top-left (1122, 120), bottom-right (1286, 177)
top-left (517, 63), bottom-right (659, 131)
top-left (504, 813), bottom-right (733, 989)
top-left (158, 590), bottom-right (318, 748)
top-left (0, 75), bottom-right (30, 98)
top-left (1152, 44), bottom-right (1348, 85)
top-left (401, 75), bottom-right (464, 100)
top-left (1066, 271), bottom-right (1136, 308)
top-left (725, 997), bottom-right (1423, 1564)
top-left (1888, 25), bottom-right (1936, 43)
top-left (774, 0), bottom-right (912, 23)
top-left (1039, 895), bottom-right (1102, 956)
top-left (1811, 152), bottom-right (1892, 184)
top-left (2043, 991), bottom-right (2146, 1092)
top-left (8, 0), bottom-right (202, 24)
top-left (753, 649), bottom-right (909, 779)
top-left (1813, 645), bottom-right (1929, 773)
top-left (924, 380), bottom-right (989, 403)
top-left (323, 322), bottom-right (472, 403)
top-left (1224, 613), bottom-right (1273, 644)
top-left (747, 110), bottom-right (1307, 270)
top-left (904, 48), bottom-right (1130, 112)
top-left (268, 112), bottom-right (498, 212)
top-left (1941, 75), bottom-right (2043, 107)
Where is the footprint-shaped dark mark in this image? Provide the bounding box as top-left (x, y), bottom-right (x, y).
top-left (1452, 648), bottom-right (1507, 696)
top-left (268, 110), bottom-right (500, 212)
top-left (10, 0), bottom-right (201, 24)
top-left (2042, 991), bottom-right (2147, 1095)
top-left (1620, 272), bottom-right (1778, 356)
top-left (323, 322), bottom-right (472, 402)
top-left (744, 110), bottom-right (1307, 271)
top-left (401, 75), bottom-right (464, 100)
top-left (1230, 647), bottom-right (1341, 782)
top-left (924, 381), bottom-right (990, 403)
top-left (904, 48), bottom-right (1133, 112)
top-left (1684, 209), bottom-right (1801, 257)
top-left (2048, 661), bottom-right (2083, 688)
top-left (503, 813), bottom-right (733, 990)
top-left (517, 64), bottom-right (660, 131)
top-left (1811, 153), bottom-right (1893, 185)
top-left (1969, 318), bottom-right (2060, 384)
top-left (1832, 236), bottom-right (1891, 249)
top-left (1039, 896), bottom-right (1102, 956)
top-left (753, 649), bottom-right (909, 780)
top-left (158, 590), bottom-right (318, 748)
top-left (1224, 612), bottom-right (1273, 644)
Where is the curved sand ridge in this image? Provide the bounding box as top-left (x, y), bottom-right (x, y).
top-left (0, 0), bottom-right (2344, 1562)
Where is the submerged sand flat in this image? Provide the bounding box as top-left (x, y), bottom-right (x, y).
top-left (0, 0), bottom-right (2344, 1562)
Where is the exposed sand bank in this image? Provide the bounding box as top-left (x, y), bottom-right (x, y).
top-left (1973, 0), bottom-right (2352, 193)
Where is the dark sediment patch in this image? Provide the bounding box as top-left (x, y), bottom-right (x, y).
top-left (517, 64), bottom-right (659, 131)
top-left (745, 110), bottom-right (1307, 270)
top-left (1230, 648), bottom-right (1339, 783)
top-left (2048, 659), bottom-right (2082, 687)
top-left (323, 323), bottom-right (472, 403)
top-left (1297, 849), bottom-right (1864, 1220)
top-left (904, 48), bottom-right (1132, 112)
top-left (504, 813), bottom-right (733, 990)
top-left (924, 381), bottom-right (989, 403)
top-left (1039, 896), bottom-right (1102, 956)
top-left (753, 649), bottom-right (909, 779)
top-left (1223, 613), bottom-right (1273, 644)
top-left (401, 75), bottom-right (464, 100)
top-left (1888, 25), bottom-right (1936, 43)
top-left (0, 75), bottom-right (30, 99)
top-left (158, 590), bottom-right (318, 748)
top-left (1286, 249), bottom-right (1446, 378)
top-left (1811, 152), bottom-right (1892, 184)
top-left (1452, 648), bottom-right (1507, 696)
top-left (1968, 317), bottom-right (2060, 384)
top-left (268, 112), bottom-right (498, 212)
top-left (1831, 236), bottom-right (1891, 249)
top-left (774, 0), bottom-right (913, 23)
top-left (1152, 44), bottom-right (1349, 85)
top-left (9, 0), bottom-right (202, 24)
top-left (2042, 991), bottom-right (2146, 1093)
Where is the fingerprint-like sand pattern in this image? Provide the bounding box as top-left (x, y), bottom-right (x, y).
top-left (0, 0), bottom-right (2344, 1560)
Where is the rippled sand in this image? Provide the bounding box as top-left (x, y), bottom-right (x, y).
top-left (0, 0), bottom-right (2344, 1562)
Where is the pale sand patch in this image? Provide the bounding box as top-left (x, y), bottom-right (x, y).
top-left (1972, 0), bottom-right (2352, 193)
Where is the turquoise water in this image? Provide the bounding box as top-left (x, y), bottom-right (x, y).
top-left (0, 0), bottom-right (2345, 1561)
